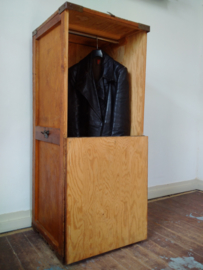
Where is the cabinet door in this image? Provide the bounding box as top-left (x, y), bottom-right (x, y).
top-left (32, 10), bottom-right (68, 259)
top-left (66, 136), bottom-right (148, 264)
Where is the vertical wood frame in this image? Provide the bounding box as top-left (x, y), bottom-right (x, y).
top-left (32, 10), bottom-right (69, 259)
top-left (32, 36), bottom-right (39, 224)
top-left (60, 9), bottom-right (69, 260)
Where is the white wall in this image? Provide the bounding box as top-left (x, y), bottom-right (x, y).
top-left (197, 0), bottom-right (203, 180)
top-left (0, 0), bottom-right (203, 220)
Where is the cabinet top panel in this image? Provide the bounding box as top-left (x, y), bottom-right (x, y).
top-left (33, 1), bottom-right (150, 41)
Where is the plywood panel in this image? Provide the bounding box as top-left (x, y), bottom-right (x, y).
top-left (69, 9), bottom-right (141, 40)
top-left (38, 23), bottom-right (61, 128)
top-left (104, 32), bottom-right (147, 136)
top-left (38, 141), bottom-right (61, 246)
top-left (66, 136), bottom-right (148, 264)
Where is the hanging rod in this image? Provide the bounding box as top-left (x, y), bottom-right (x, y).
top-left (69, 30), bottom-right (119, 44)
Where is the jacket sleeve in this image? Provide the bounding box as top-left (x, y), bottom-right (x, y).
top-left (68, 67), bottom-right (80, 137)
top-left (111, 67), bottom-right (130, 136)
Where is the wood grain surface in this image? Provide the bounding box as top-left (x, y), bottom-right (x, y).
top-left (33, 12), bottom-right (69, 258)
top-left (59, 10), bottom-right (69, 259)
top-left (68, 42), bottom-right (94, 68)
top-left (35, 13), bottom-right (61, 39)
top-left (0, 237), bottom-right (23, 270)
top-left (37, 141), bottom-right (61, 244)
top-left (38, 23), bottom-right (61, 129)
top-left (33, 2), bottom-right (149, 42)
top-left (66, 136), bottom-right (148, 264)
top-left (69, 8), bottom-right (142, 41)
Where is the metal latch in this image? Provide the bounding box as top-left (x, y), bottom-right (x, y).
top-left (41, 130), bottom-right (50, 138)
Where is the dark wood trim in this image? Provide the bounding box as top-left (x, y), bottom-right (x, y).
top-left (32, 36), bottom-right (39, 223)
top-left (32, 220), bottom-right (64, 262)
top-left (58, 1), bottom-right (83, 14)
top-left (32, 2), bottom-right (150, 40)
top-left (35, 13), bottom-right (61, 39)
top-left (32, 10), bottom-right (59, 36)
top-left (138, 23), bottom-right (150, 33)
top-left (82, 6), bottom-right (148, 33)
top-left (63, 138), bottom-right (68, 264)
top-left (35, 126), bottom-right (60, 145)
top-left (60, 10), bottom-right (69, 262)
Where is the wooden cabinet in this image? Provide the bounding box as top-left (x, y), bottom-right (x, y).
top-left (32, 1), bottom-right (149, 264)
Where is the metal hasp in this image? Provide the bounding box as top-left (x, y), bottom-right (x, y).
top-left (41, 130), bottom-right (50, 138)
top-left (107, 11), bottom-right (116, 17)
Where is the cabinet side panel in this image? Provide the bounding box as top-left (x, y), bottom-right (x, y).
top-left (38, 141), bottom-right (61, 242)
top-left (66, 136), bottom-right (148, 264)
top-left (33, 13), bottom-right (68, 259)
top-left (104, 32), bottom-right (147, 136)
top-left (38, 23), bottom-right (61, 128)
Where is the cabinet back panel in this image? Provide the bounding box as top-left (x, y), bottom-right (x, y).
top-left (38, 23), bottom-right (61, 128)
top-left (68, 42), bottom-right (93, 68)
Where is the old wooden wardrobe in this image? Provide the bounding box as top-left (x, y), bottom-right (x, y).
top-left (32, 1), bottom-right (149, 264)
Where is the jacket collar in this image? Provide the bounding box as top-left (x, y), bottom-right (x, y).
top-left (76, 51), bottom-right (115, 120)
top-left (85, 51), bottom-right (115, 82)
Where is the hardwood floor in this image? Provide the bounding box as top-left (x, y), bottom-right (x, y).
top-left (1, 190), bottom-right (203, 270)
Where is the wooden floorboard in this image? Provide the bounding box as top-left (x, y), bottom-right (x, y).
top-left (0, 237), bottom-right (24, 270)
top-left (110, 248), bottom-right (151, 269)
top-left (1, 190), bottom-right (203, 269)
top-left (148, 219), bottom-right (203, 258)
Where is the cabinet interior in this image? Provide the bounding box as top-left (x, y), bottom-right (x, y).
top-left (68, 29), bottom-right (147, 136)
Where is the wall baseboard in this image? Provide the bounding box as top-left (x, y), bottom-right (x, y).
top-left (196, 179), bottom-right (203, 191)
top-left (148, 178), bottom-right (203, 200)
top-left (0, 210), bottom-right (31, 234)
top-left (0, 179), bottom-right (203, 234)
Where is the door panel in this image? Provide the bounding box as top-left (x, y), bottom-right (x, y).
top-left (32, 10), bottom-right (69, 259)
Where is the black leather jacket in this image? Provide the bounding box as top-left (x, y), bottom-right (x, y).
top-left (68, 51), bottom-right (130, 137)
